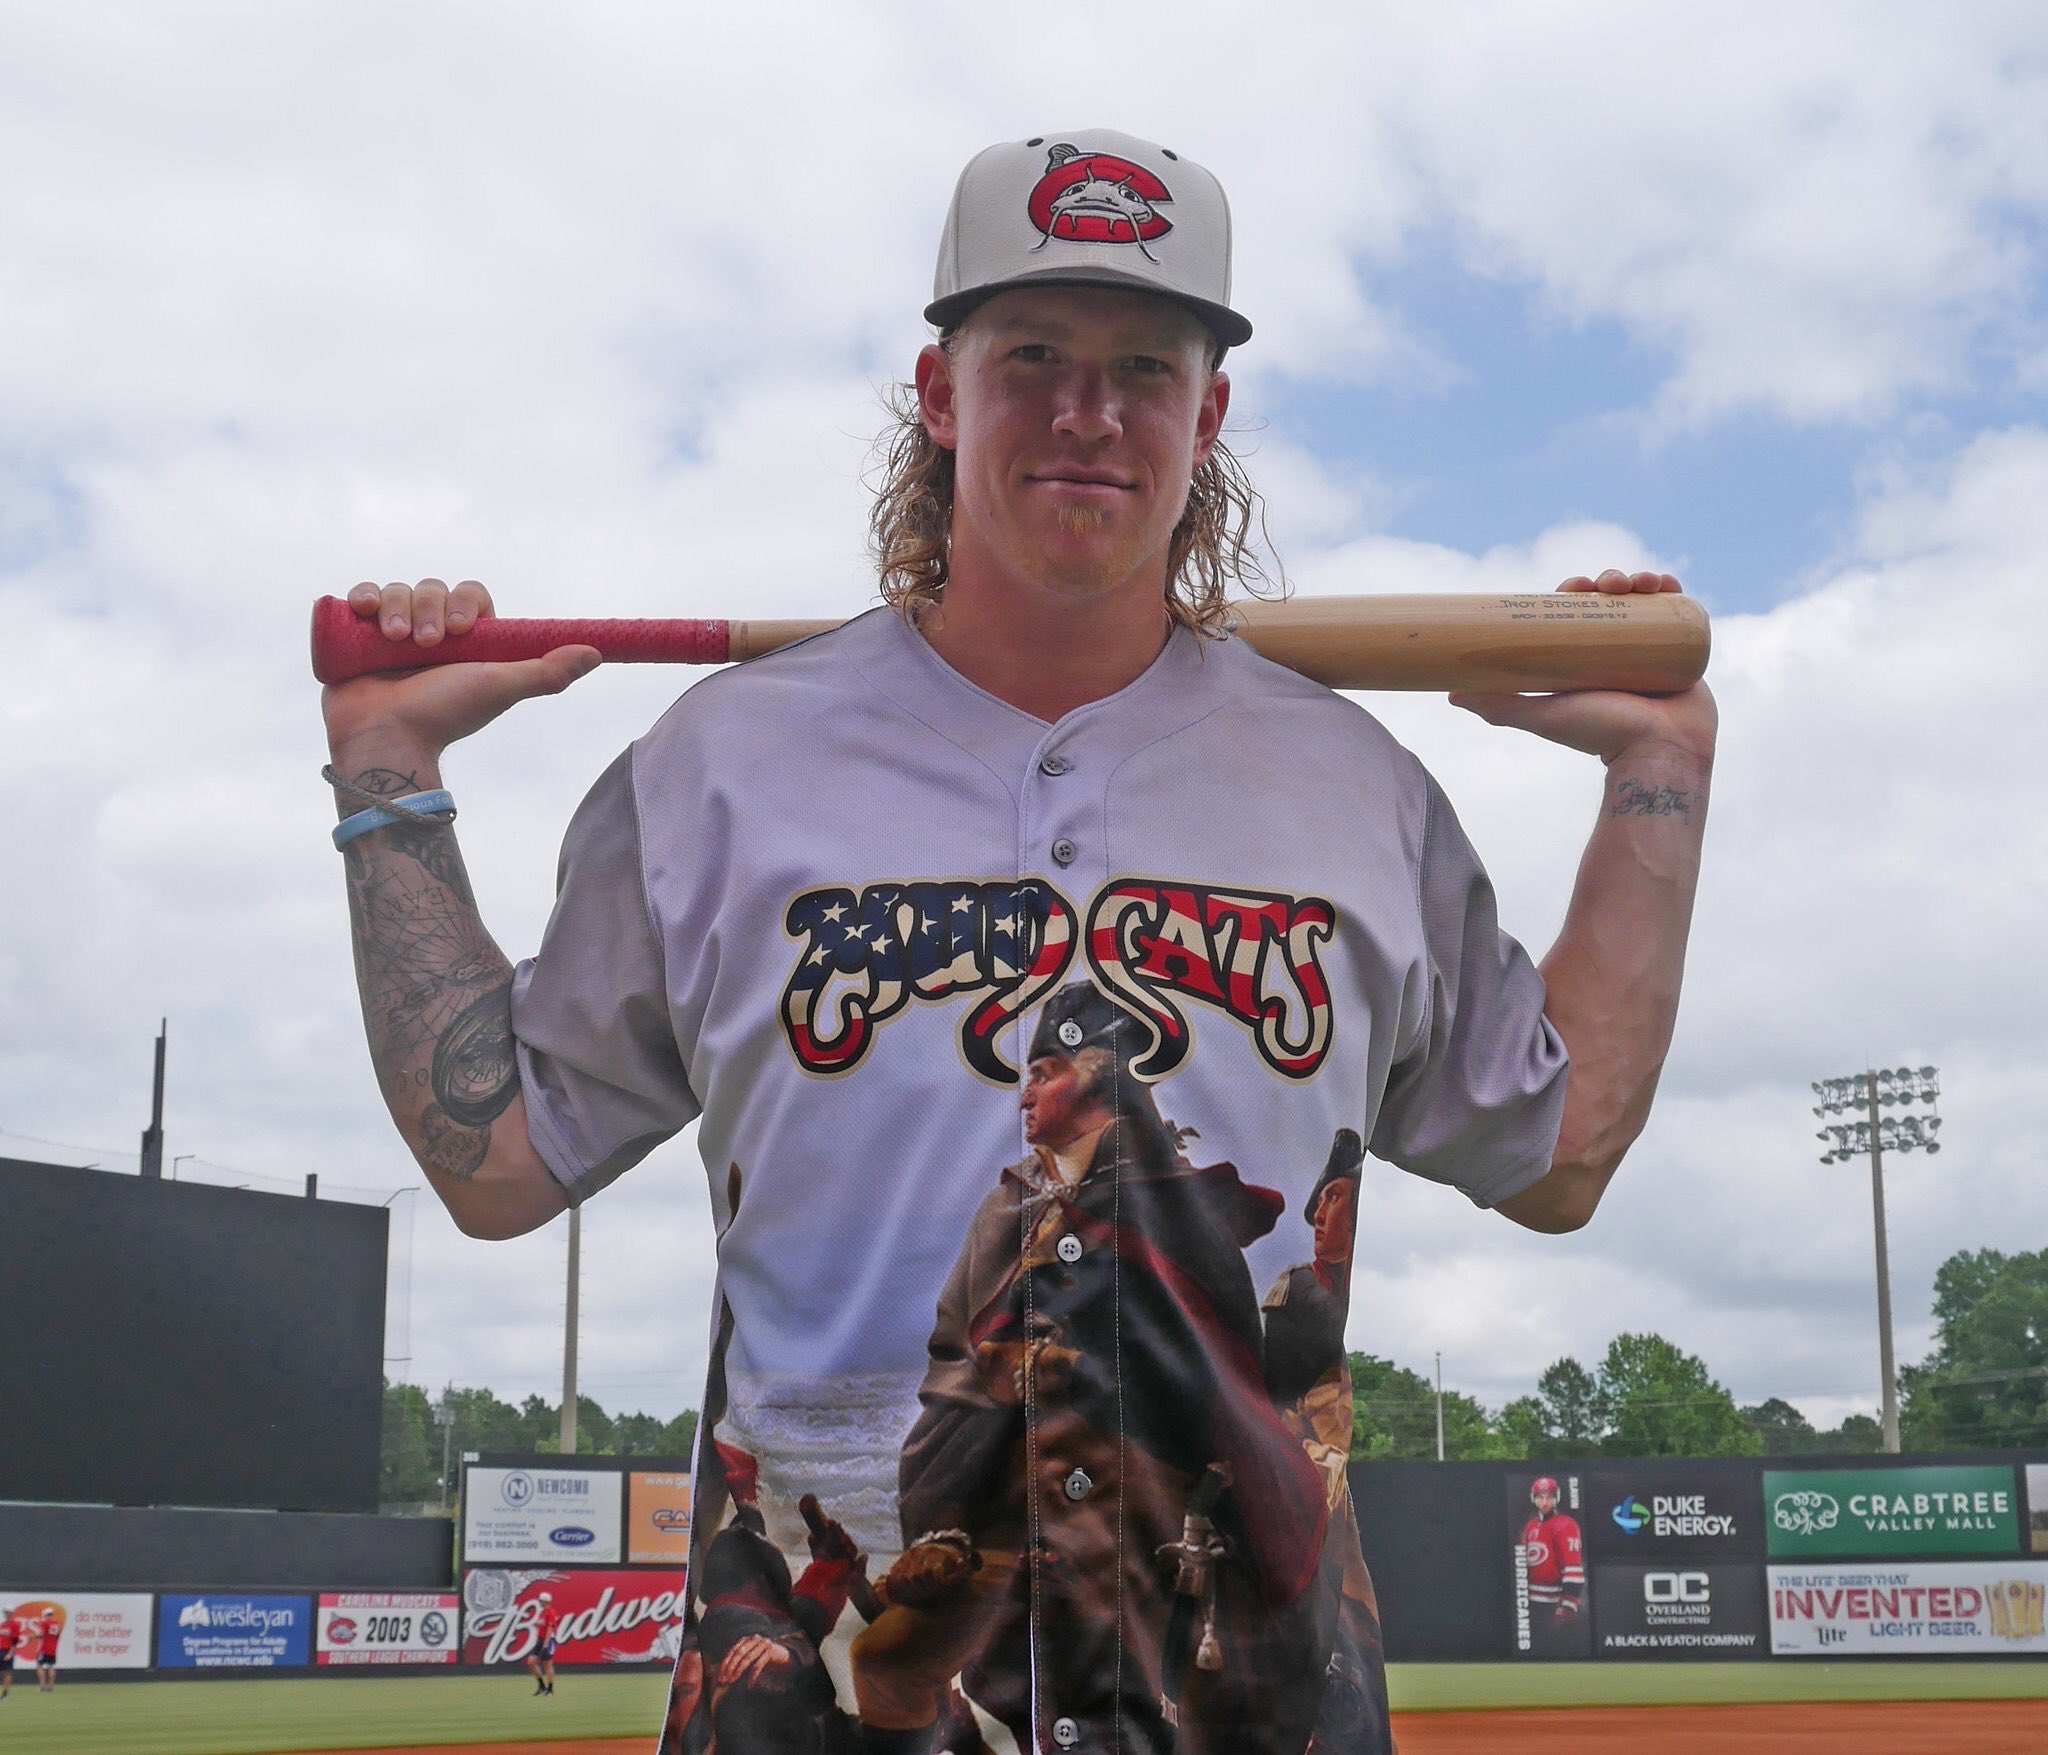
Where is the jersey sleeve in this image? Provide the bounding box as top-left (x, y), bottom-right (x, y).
top-left (1368, 772), bottom-right (1569, 1206)
top-left (511, 745), bottom-right (701, 1203)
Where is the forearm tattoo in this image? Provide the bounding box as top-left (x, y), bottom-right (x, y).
top-left (340, 767), bottom-right (517, 1180)
top-left (1609, 775), bottom-right (1695, 822)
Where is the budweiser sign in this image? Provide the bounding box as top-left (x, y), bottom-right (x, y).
top-left (460, 1567), bottom-right (688, 1667)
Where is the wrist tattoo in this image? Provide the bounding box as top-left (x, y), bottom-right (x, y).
top-left (336, 765), bottom-right (422, 821)
top-left (1610, 776), bottom-right (1694, 821)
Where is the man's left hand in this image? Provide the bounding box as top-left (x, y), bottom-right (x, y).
top-left (1450, 570), bottom-right (1717, 769)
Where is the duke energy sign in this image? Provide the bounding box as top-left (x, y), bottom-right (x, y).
top-left (1765, 1467), bottom-right (2018, 1558)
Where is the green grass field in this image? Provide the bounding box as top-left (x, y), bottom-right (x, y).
top-left (8, 1662), bottom-right (2048, 1754)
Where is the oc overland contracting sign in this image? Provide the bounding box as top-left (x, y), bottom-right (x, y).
top-left (1765, 1467), bottom-right (2019, 1559)
top-left (1592, 1565), bottom-right (1765, 1658)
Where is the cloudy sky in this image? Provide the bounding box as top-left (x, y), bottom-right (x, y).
top-left (5, 2), bottom-right (2044, 1436)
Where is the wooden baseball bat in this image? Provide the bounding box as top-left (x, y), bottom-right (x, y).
top-left (310, 591), bottom-right (1708, 693)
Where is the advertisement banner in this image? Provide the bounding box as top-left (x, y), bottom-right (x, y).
top-left (1591, 1564), bottom-right (1766, 1658)
top-left (463, 1466), bottom-right (623, 1564)
top-left (1507, 1470), bottom-right (1592, 1658)
top-left (1585, 1463), bottom-right (1761, 1561)
top-left (1769, 1561), bottom-right (2048, 1655)
top-left (461, 1567), bottom-right (687, 1667)
top-left (1764, 1466), bottom-right (2019, 1557)
top-left (316, 1592), bottom-right (460, 1665)
top-left (627, 1471), bottom-right (694, 1564)
top-left (2027, 1464), bottom-right (2048, 1555)
top-left (0, 1592), bottom-right (152, 1670)
top-left (157, 1594), bottom-right (312, 1668)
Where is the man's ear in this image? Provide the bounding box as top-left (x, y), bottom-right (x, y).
top-left (915, 343), bottom-right (959, 451)
top-left (1192, 369), bottom-right (1230, 471)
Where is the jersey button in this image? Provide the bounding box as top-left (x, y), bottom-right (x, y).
top-left (1039, 753), bottom-right (1071, 776)
top-left (1063, 1467), bottom-right (1093, 1502)
top-left (1051, 837), bottom-right (1078, 866)
top-left (1055, 1233), bottom-right (1083, 1264)
top-left (1052, 1717), bottom-right (1081, 1748)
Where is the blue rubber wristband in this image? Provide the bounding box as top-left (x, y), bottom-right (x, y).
top-left (332, 790), bottom-right (456, 849)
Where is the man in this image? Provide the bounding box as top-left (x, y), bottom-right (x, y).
top-left (1518, 1477), bottom-right (1587, 1657)
top-left (33, 1607), bottom-right (57, 1693)
top-left (322, 128), bottom-right (1712, 1754)
top-left (0, 1605), bottom-right (17, 1699)
top-left (525, 1591), bottom-right (559, 1696)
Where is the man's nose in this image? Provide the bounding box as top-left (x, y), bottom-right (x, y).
top-left (1051, 368), bottom-right (1122, 443)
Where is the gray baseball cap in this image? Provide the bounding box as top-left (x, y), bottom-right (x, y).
top-left (926, 129), bottom-right (1251, 349)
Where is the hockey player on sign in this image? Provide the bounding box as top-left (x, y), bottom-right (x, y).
top-left (1518, 1478), bottom-right (1586, 1657)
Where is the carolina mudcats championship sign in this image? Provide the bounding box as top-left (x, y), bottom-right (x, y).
top-left (316, 1592), bottom-right (459, 1665)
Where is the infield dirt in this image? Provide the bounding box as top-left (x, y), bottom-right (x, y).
top-left (1393, 1698), bottom-right (2048, 1753)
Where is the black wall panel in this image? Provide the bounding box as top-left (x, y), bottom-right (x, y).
top-left (0, 1502), bottom-right (451, 1589)
top-left (0, 1159), bottom-right (386, 1511)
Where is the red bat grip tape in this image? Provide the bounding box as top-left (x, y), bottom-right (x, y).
top-left (310, 596), bottom-right (731, 683)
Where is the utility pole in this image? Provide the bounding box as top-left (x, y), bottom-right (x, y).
top-left (138, 1019), bottom-right (167, 1178)
top-left (435, 1396), bottom-right (456, 1511)
top-left (559, 1204), bottom-right (581, 1454)
top-left (1434, 1352), bottom-right (1446, 1461)
top-left (1813, 1065), bottom-right (1942, 1454)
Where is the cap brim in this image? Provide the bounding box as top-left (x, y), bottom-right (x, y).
top-left (926, 266), bottom-right (1252, 349)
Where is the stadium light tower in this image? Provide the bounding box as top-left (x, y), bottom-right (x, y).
top-left (1812, 1065), bottom-right (1942, 1454)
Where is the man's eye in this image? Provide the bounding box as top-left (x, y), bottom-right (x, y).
top-left (1013, 344), bottom-right (1054, 363)
top-left (1129, 355), bottom-right (1172, 375)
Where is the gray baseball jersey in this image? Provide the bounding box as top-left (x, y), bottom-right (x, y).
top-left (511, 606), bottom-right (1566, 1754)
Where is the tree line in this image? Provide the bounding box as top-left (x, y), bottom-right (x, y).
top-left (381, 1382), bottom-right (698, 1507)
top-left (381, 1244), bottom-right (2047, 1498)
top-left (1352, 1244), bottom-right (2048, 1461)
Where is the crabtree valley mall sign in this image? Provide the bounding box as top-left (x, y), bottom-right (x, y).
top-left (1765, 1467), bottom-right (2019, 1558)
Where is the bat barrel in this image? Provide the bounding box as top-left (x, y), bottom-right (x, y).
top-left (1229, 592), bottom-right (1709, 694)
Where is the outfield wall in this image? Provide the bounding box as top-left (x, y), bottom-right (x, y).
top-left (14, 1446), bottom-right (2046, 1678)
top-left (0, 1502), bottom-right (452, 1590)
top-left (1353, 1450), bottom-right (2048, 1662)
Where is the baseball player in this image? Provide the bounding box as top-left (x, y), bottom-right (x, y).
top-left (33, 1607), bottom-right (58, 1693)
top-left (0, 1605), bottom-right (17, 1699)
top-left (525, 1591), bottom-right (559, 1696)
top-left (1518, 1478), bottom-right (1587, 1655)
top-left (322, 128), bottom-right (1712, 1755)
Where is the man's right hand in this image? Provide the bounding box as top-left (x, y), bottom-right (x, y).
top-left (321, 579), bottom-right (601, 768)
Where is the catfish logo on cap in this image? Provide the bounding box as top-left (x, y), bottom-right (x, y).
top-left (1027, 143), bottom-right (1173, 260)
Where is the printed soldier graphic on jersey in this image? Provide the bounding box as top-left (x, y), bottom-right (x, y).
top-left (1027, 142), bottom-right (1174, 258)
top-left (780, 875), bottom-right (1336, 1084)
top-left (676, 982), bottom-right (1385, 1754)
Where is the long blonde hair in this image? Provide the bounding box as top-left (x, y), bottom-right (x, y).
top-left (867, 340), bottom-right (1283, 636)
